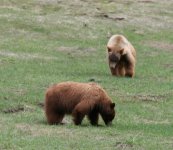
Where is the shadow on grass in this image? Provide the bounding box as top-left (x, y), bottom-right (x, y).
top-left (37, 119), bottom-right (110, 128)
top-left (78, 124), bottom-right (106, 128)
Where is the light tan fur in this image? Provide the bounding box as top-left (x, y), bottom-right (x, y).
top-left (107, 34), bottom-right (136, 77)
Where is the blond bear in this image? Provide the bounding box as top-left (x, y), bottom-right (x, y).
top-left (107, 34), bottom-right (136, 77)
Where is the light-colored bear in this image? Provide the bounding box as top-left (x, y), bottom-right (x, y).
top-left (107, 34), bottom-right (136, 77)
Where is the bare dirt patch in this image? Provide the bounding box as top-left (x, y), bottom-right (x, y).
top-left (138, 0), bottom-right (154, 3)
top-left (2, 105), bottom-right (34, 113)
top-left (37, 101), bottom-right (44, 108)
top-left (96, 13), bottom-right (126, 21)
top-left (115, 141), bottom-right (133, 149)
top-left (3, 105), bottom-right (24, 113)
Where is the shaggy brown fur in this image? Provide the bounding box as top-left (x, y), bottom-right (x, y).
top-left (45, 81), bottom-right (115, 126)
top-left (107, 34), bottom-right (136, 77)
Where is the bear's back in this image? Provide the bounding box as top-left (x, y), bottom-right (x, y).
top-left (45, 82), bottom-right (106, 113)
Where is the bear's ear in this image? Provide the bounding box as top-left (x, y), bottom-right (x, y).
top-left (110, 103), bottom-right (115, 109)
top-left (119, 48), bottom-right (124, 55)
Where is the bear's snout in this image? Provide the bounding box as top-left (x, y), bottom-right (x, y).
top-left (109, 54), bottom-right (120, 62)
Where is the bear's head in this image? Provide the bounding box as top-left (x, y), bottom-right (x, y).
top-left (101, 102), bottom-right (115, 125)
top-left (107, 46), bottom-right (124, 69)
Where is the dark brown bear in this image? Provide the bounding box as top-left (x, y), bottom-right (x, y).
top-left (45, 81), bottom-right (115, 126)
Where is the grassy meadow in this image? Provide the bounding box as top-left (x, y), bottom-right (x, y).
top-left (0, 0), bottom-right (173, 149)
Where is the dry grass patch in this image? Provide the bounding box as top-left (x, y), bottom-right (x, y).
top-left (16, 123), bottom-right (80, 138)
top-left (132, 94), bottom-right (167, 102)
top-left (147, 41), bottom-right (173, 53)
top-left (0, 51), bottom-right (58, 60)
top-left (16, 123), bottom-right (54, 137)
top-left (95, 0), bottom-right (173, 31)
top-left (115, 141), bottom-right (133, 149)
top-left (117, 93), bottom-right (169, 102)
top-left (135, 117), bottom-right (170, 125)
top-left (162, 63), bottom-right (173, 69)
top-left (57, 46), bottom-right (96, 57)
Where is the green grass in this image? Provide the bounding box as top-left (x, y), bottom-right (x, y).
top-left (0, 0), bottom-right (173, 149)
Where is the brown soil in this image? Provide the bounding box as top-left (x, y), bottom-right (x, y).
top-left (3, 105), bottom-right (24, 113)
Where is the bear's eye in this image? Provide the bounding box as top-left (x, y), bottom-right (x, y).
top-left (107, 48), bottom-right (111, 53)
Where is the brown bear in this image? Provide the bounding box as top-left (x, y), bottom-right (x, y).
top-left (107, 34), bottom-right (136, 77)
top-left (45, 81), bottom-right (115, 126)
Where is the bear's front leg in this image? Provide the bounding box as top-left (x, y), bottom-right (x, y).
top-left (124, 53), bottom-right (135, 77)
top-left (125, 64), bottom-right (134, 77)
top-left (72, 101), bottom-right (91, 125)
top-left (46, 112), bottom-right (65, 125)
top-left (87, 109), bottom-right (99, 126)
top-left (72, 110), bottom-right (85, 125)
top-left (110, 66), bottom-right (119, 76)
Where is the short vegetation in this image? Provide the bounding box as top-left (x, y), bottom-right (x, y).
top-left (0, 0), bottom-right (173, 149)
